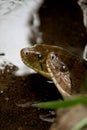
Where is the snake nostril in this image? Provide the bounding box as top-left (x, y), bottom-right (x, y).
top-left (24, 51), bottom-right (29, 56)
top-left (22, 48), bottom-right (29, 56)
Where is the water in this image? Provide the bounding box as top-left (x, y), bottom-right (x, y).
top-left (0, 0), bottom-right (44, 76)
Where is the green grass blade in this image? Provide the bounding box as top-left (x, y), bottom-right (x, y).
top-left (32, 96), bottom-right (87, 109)
top-left (72, 117), bottom-right (87, 130)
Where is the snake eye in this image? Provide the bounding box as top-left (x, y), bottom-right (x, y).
top-left (38, 54), bottom-right (42, 60)
top-left (60, 65), bottom-right (68, 72)
top-left (50, 53), bottom-right (56, 60)
top-left (51, 55), bottom-right (55, 59)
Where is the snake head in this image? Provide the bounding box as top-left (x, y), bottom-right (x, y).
top-left (46, 52), bottom-right (72, 99)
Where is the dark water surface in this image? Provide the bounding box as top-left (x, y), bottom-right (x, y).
top-left (0, 0), bottom-right (87, 130)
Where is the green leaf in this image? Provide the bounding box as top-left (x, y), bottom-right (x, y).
top-left (72, 117), bottom-right (87, 130)
top-left (32, 96), bottom-right (87, 109)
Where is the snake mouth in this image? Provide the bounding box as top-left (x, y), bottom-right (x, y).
top-left (22, 57), bottom-right (50, 79)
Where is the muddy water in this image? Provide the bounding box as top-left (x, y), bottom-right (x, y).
top-left (0, 0), bottom-right (87, 130)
